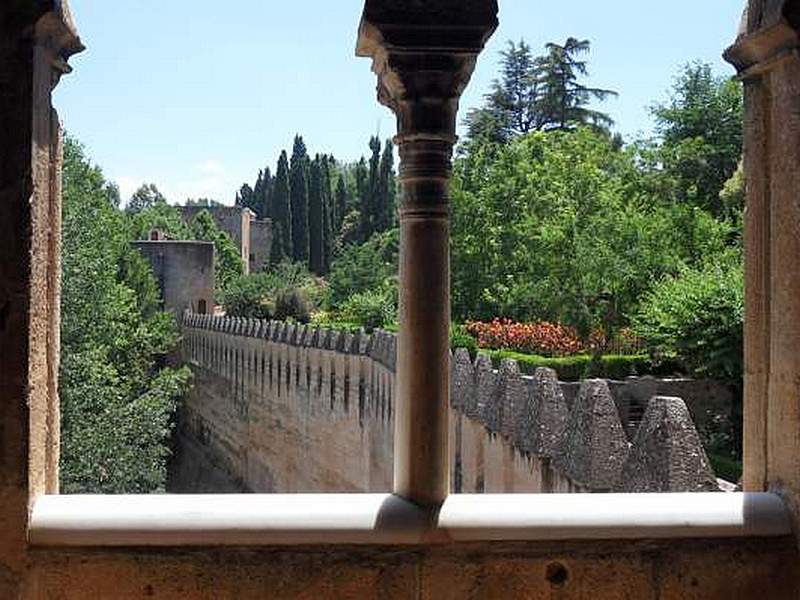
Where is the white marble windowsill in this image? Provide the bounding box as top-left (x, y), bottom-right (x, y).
top-left (29, 492), bottom-right (791, 547)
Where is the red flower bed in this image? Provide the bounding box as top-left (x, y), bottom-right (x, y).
top-left (465, 319), bottom-right (584, 357)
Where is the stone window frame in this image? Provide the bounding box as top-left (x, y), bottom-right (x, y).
top-left (19, 0), bottom-right (799, 549)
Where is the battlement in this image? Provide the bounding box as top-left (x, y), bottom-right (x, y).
top-left (175, 313), bottom-right (720, 494)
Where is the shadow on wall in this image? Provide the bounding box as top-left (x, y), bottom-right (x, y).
top-left (173, 314), bottom-right (721, 495)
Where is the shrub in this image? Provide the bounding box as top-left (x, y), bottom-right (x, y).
top-left (632, 251), bottom-right (743, 380)
top-left (466, 319), bottom-right (584, 357)
top-left (484, 350), bottom-right (651, 381)
top-left (222, 262), bottom-right (322, 321)
top-left (337, 288), bottom-right (396, 332)
top-left (221, 273), bottom-right (277, 319)
top-left (275, 287), bottom-right (312, 323)
top-left (450, 324), bottom-right (478, 359)
top-left (327, 229), bottom-right (398, 308)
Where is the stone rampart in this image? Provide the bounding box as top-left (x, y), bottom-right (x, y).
top-left (172, 314), bottom-right (720, 494)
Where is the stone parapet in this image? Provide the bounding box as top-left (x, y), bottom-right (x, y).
top-left (179, 313), bottom-right (721, 493)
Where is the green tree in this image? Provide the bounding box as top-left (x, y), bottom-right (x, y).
top-left (271, 150), bottom-right (293, 263)
top-left (128, 201), bottom-right (190, 240)
top-left (465, 40), bottom-right (540, 144)
top-left (326, 228), bottom-right (399, 308)
top-left (450, 128), bottom-right (732, 340)
top-left (464, 38), bottom-right (617, 145)
top-left (185, 197), bottom-right (224, 208)
top-left (648, 62), bottom-right (743, 218)
top-left (126, 183), bottom-right (167, 214)
top-left (61, 137), bottom-right (191, 494)
top-left (290, 135), bottom-right (310, 264)
top-left (235, 183), bottom-right (258, 214)
top-left (189, 209), bottom-right (245, 298)
top-left (632, 250), bottom-right (744, 381)
top-left (321, 155), bottom-right (334, 274)
top-left (377, 140), bottom-right (397, 231)
top-left (308, 156), bottom-right (325, 275)
top-left (537, 37), bottom-right (618, 131)
top-left (335, 172), bottom-right (349, 235)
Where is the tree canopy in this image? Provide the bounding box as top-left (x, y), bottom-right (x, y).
top-left (61, 137), bottom-right (191, 493)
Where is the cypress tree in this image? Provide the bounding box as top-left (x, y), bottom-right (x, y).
top-left (290, 135), bottom-right (310, 264)
top-left (335, 172), bottom-right (348, 233)
top-left (321, 156), bottom-right (333, 274)
top-left (377, 140), bottom-right (396, 231)
top-left (360, 136), bottom-right (382, 241)
top-left (235, 183), bottom-right (256, 214)
top-left (261, 167), bottom-right (273, 220)
top-left (354, 158), bottom-right (368, 216)
top-left (308, 156), bottom-right (325, 275)
top-left (271, 150), bottom-right (292, 263)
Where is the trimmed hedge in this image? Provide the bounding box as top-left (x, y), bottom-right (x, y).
top-left (478, 350), bottom-right (653, 381)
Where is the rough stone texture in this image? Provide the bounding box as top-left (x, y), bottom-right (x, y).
top-left (24, 538), bottom-right (800, 599)
top-left (616, 397), bottom-right (719, 493)
top-left (560, 376), bottom-right (735, 439)
top-left (132, 240), bottom-right (215, 316)
top-left (1, 2), bottom-right (799, 597)
top-left (526, 368), bottom-right (569, 458)
top-left (176, 319), bottom-right (723, 496)
top-left (249, 217), bottom-right (273, 273)
top-left (725, 0), bottom-right (800, 534)
top-left (450, 348), bottom-right (475, 413)
top-left (475, 353), bottom-right (500, 431)
top-left (554, 380), bottom-right (630, 490)
top-left (179, 205), bottom-right (273, 275)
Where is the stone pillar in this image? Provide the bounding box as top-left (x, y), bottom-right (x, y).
top-left (357, 2), bottom-right (497, 506)
top-left (725, 1), bottom-right (800, 521)
top-left (0, 1), bottom-right (81, 594)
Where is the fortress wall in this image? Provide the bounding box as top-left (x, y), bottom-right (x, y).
top-left (172, 315), bottom-right (719, 494)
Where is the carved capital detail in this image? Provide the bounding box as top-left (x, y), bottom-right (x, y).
top-left (357, 1), bottom-right (498, 216)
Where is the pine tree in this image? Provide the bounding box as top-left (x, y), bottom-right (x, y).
top-left (271, 151), bottom-right (293, 263)
top-left (536, 38), bottom-right (618, 131)
top-left (289, 135), bottom-right (310, 264)
top-left (463, 38), bottom-right (617, 144)
top-left (308, 156), bottom-right (325, 274)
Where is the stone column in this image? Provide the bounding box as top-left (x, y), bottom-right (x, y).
top-left (0, 2), bottom-right (81, 594)
top-left (725, 1), bottom-right (800, 521)
top-left (357, 1), bottom-right (497, 506)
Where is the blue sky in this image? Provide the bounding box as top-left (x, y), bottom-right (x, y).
top-left (55, 0), bottom-right (744, 206)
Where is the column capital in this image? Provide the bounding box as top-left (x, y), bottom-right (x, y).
top-left (725, 0), bottom-right (800, 76)
top-left (356, 0), bottom-right (498, 139)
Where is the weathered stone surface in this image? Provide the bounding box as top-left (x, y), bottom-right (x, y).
top-left (498, 359), bottom-right (526, 441)
top-left (474, 353), bottom-right (499, 429)
top-left (525, 368), bottom-right (569, 458)
top-left (617, 396), bottom-right (719, 493)
top-left (555, 379), bottom-right (629, 490)
top-left (450, 348), bottom-right (474, 412)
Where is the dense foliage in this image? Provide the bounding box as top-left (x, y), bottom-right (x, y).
top-left (464, 38), bottom-right (618, 146)
top-left (632, 251), bottom-right (744, 380)
top-left (451, 127), bottom-right (733, 340)
top-left (235, 135), bottom-right (397, 274)
top-left (222, 263), bottom-right (323, 323)
top-left (61, 138), bottom-right (191, 493)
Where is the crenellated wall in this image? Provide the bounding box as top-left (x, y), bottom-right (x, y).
top-left (173, 314), bottom-right (720, 495)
